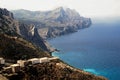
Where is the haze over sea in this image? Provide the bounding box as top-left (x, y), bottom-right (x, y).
top-left (48, 18), bottom-right (120, 80)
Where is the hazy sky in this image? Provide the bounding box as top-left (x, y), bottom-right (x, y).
top-left (0, 0), bottom-right (120, 18)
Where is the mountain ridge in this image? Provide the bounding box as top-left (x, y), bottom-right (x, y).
top-left (0, 8), bottom-right (52, 52)
top-left (0, 8), bottom-right (50, 61)
top-left (12, 7), bottom-right (92, 39)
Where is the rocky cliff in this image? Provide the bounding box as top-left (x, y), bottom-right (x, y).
top-left (0, 8), bottom-right (50, 61)
top-left (18, 23), bottom-right (54, 52)
top-left (0, 8), bottom-right (52, 52)
top-left (0, 8), bottom-right (14, 19)
top-left (12, 7), bottom-right (92, 39)
top-left (0, 8), bottom-right (19, 36)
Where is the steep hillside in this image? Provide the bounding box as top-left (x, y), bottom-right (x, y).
top-left (0, 8), bottom-right (19, 36)
top-left (5, 60), bottom-right (107, 80)
top-left (18, 23), bottom-right (54, 52)
top-left (12, 7), bottom-right (92, 39)
top-left (0, 8), bottom-right (53, 52)
top-left (0, 8), bottom-right (50, 61)
top-left (0, 34), bottom-right (50, 61)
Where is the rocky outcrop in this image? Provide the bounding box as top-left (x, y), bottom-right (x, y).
top-left (0, 8), bottom-right (14, 19)
top-left (19, 23), bottom-right (54, 52)
top-left (0, 8), bottom-right (53, 52)
top-left (0, 8), bottom-right (19, 36)
top-left (0, 8), bottom-right (50, 60)
top-left (12, 7), bottom-right (92, 39)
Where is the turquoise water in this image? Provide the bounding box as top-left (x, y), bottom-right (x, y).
top-left (48, 20), bottom-right (120, 80)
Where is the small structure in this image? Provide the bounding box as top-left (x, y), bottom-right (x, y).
top-left (49, 57), bottom-right (59, 61)
top-left (40, 57), bottom-right (49, 63)
top-left (10, 64), bottom-right (20, 73)
top-left (0, 58), bottom-right (5, 65)
top-left (17, 60), bottom-right (27, 67)
top-left (28, 58), bottom-right (40, 65)
top-left (12, 37), bottom-right (18, 39)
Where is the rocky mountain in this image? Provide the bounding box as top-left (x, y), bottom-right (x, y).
top-left (0, 8), bottom-right (50, 60)
top-left (12, 7), bottom-right (92, 39)
top-left (0, 8), bottom-right (53, 52)
top-left (18, 23), bottom-right (54, 52)
top-left (0, 8), bottom-right (50, 62)
top-left (0, 8), bottom-right (19, 36)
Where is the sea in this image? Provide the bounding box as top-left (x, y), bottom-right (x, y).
top-left (48, 18), bottom-right (120, 80)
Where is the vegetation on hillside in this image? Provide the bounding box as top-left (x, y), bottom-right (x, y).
top-left (0, 34), bottom-right (50, 61)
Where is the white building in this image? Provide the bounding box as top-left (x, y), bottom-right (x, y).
top-left (28, 58), bottom-right (40, 65)
top-left (40, 57), bottom-right (49, 63)
top-left (10, 64), bottom-right (20, 73)
top-left (17, 60), bottom-right (26, 67)
top-left (49, 57), bottom-right (59, 61)
top-left (0, 58), bottom-right (5, 64)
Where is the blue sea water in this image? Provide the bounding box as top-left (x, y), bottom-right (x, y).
top-left (48, 19), bottom-right (120, 80)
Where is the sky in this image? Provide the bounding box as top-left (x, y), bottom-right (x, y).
top-left (0, 0), bottom-right (120, 18)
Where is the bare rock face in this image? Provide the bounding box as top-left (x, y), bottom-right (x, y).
top-left (0, 8), bottom-right (50, 60)
top-left (12, 7), bottom-right (92, 39)
top-left (19, 23), bottom-right (36, 40)
top-left (0, 8), bottom-right (19, 36)
top-left (19, 23), bottom-right (52, 52)
top-left (0, 8), bottom-right (52, 52)
top-left (0, 8), bottom-right (14, 19)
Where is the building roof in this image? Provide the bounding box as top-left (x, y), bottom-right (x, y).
top-left (40, 57), bottom-right (48, 60)
top-left (49, 57), bottom-right (59, 60)
top-left (3, 67), bottom-right (11, 69)
top-left (17, 60), bottom-right (26, 62)
top-left (10, 64), bottom-right (20, 67)
top-left (28, 58), bottom-right (39, 61)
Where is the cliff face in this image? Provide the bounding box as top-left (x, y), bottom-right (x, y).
top-left (18, 23), bottom-right (53, 52)
top-left (12, 7), bottom-right (92, 39)
top-left (0, 8), bottom-right (19, 36)
top-left (0, 8), bottom-right (52, 52)
top-left (0, 8), bottom-right (50, 60)
top-left (0, 8), bottom-right (14, 19)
